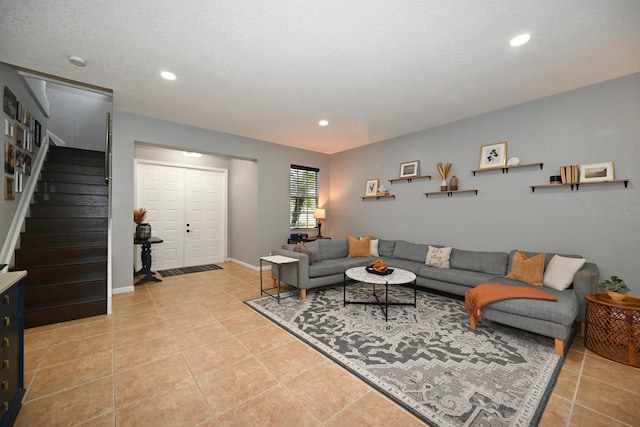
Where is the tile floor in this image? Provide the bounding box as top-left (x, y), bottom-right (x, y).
top-left (14, 262), bottom-right (640, 426)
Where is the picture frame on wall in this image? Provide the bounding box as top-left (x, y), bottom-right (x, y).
top-left (365, 178), bottom-right (379, 196)
top-left (4, 176), bottom-right (15, 200)
top-left (479, 141), bottom-right (507, 169)
top-left (4, 119), bottom-right (12, 137)
top-left (399, 160), bottom-right (420, 178)
top-left (34, 120), bottom-right (41, 147)
top-left (579, 162), bottom-right (614, 183)
top-left (4, 141), bottom-right (15, 174)
top-left (3, 87), bottom-right (17, 119)
top-left (14, 124), bottom-right (23, 148)
top-left (16, 102), bottom-right (22, 123)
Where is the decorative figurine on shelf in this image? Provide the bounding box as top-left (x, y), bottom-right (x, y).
top-left (435, 162), bottom-right (452, 191)
top-left (449, 176), bottom-right (458, 191)
top-left (377, 183), bottom-right (389, 196)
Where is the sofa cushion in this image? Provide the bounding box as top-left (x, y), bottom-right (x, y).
top-left (348, 236), bottom-right (371, 257)
top-left (293, 242), bottom-right (313, 265)
top-left (383, 258), bottom-right (425, 275)
top-left (318, 238), bottom-right (346, 260)
top-left (425, 246), bottom-right (452, 268)
top-left (305, 241), bottom-right (322, 262)
top-left (505, 250), bottom-right (546, 286)
top-left (378, 239), bottom-right (396, 257)
top-left (507, 249), bottom-right (582, 271)
top-left (392, 240), bottom-right (429, 263)
top-left (419, 266), bottom-right (499, 287)
top-left (449, 249), bottom-right (509, 276)
top-left (370, 238), bottom-right (380, 257)
top-left (543, 255), bottom-right (586, 290)
top-left (309, 261), bottom-right (345, 278)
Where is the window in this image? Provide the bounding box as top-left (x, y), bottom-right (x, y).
top-left (290, 165), bottom-right (319, 229)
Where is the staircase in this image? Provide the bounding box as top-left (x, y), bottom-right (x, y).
top-left (13, 146), bottom-right (108, 328)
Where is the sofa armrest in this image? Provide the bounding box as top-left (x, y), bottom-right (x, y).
top-left (573, 262), bottom-right (600, 322)
top-left (270, 249), bottom-right (309, 288)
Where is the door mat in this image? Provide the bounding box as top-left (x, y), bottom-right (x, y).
top-left (157, 264), bottom-right (223, 277)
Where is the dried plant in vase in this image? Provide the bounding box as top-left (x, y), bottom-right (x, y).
top-left (435, 162), bottom-right (452, 191)
top-left (134, 208), bottom-right (147, 225)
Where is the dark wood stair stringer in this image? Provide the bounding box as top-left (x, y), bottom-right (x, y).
top-left (12, 146), bottom-right (108, 328)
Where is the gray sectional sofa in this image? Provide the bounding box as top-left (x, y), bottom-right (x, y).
top-left (270, 237), bottom-right (600, 356)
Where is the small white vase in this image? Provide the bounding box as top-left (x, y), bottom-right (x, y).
top-left (440, 179), bottom-right (447, 191)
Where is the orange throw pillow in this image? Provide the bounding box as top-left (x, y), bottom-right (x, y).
top-left (348, 236), bottom-right (371, 257)
top-left (505, 250), bottom-right (546, 286)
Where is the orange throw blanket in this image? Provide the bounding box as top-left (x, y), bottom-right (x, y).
top-left (465, 283), bottom-right (558, 319)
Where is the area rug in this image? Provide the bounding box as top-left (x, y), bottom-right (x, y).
top-left (157, 264), bottom-right (223, 277)
top-left (246, 284), bottom-right (565, 427)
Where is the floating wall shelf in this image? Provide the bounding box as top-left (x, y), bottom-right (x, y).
top-left (361, 194), bottom-right (396, 200)
top-left (471, 162), bottom-right (543, 176)
top-left (388, 175), bottom-right (432, 184)
top-left (530, 179), bottom-right (629, 192)
top-left (424, 189), bottom-right (478, 198)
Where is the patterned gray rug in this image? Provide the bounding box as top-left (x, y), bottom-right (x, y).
top-left (246, 284), bottom-right (564, 426)
top-left (157, 263), bottom-right (223, 277)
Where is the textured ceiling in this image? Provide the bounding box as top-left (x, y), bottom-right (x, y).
top-left (1, 1), bottom-right (639, 154)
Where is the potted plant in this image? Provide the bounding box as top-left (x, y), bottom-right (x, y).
top-left (599, 276), bottom-right (630, 301)
top-left (134, 208), bottom-right (151, 240)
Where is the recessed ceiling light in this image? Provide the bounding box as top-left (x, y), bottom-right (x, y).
top-left (182, 151), bottom-right (202, 158)
top-left (510, 34), bottom-right (531, 47)
top-left (161, 71), bottom-right (177, 81)
top-left (319, 120), bottom-right (329, 126)
top-left (68, 56), bottom-right (87, 67)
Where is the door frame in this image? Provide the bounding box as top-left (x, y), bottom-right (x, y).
top-left (134, 159), bottom-right (229, 267)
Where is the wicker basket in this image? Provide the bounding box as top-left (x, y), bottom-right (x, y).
top-left (585, 293), bottom-right (640, 368)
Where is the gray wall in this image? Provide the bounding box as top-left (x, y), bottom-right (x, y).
top-left (111, 111), bottom-right (330, 290)
top-left (46, 83), bottom-right (112, 151)
top-left (331, 73), bottom-right (640, 296)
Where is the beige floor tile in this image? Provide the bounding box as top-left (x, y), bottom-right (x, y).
top-left (77, 412), bottom-right (115, 427)
top-left (582, 353), bottom-right (640, 394)
top-left (218, 310), bottom-right (273, 335)
top-left (552, 369), bottom-right (579, 401)
top-left (570, 403), bottom-right (631, 427)
top-left (570, 336), bottom-right (586, 353)
top-left (208, 301), bottom-right (254, 320)
top-left (575, 376), bottom-right (640, 425)
top-left (113, 320), bottom-right (170, 349)
top-left (197, 357), bottom-right (278, 414)
top-left (155, 300), bottom-right (208, 319)
top-left (23, 346), bottom-right (46, 372)
top-left (111, 299), bottom-right (157, 316)
top-left (23, 329), bottom-right (54, 352)
top-left (49, 318), bottom-right (113, 345)
top-left (114, 335), bottom-right (180, 372)
top-left (235, 324), bottom-right (296, 354)
top-left (40, 333), bottom-right (112, 368)
top-left (56, 314), bottom-right (111, 329)
top-left (115, 354), bottom-right (193, 406)
top-left (325, 391), bottom-right (425, 427)
top-left (14, 377), bottom-right (113, 427)
top-left (24, 323), bottom-right (57, 334)
top-left (255, 339), bottom-right (327, 382)
top-left (216, 384), bottom-right (318, 427)
top-left (285, 361), bottom-right (371, 422)
top-left (183, 337), bottom-right (251, 376)
top-left (26, 350), bottom-right (113, 401)
top-left (164, 309), bottom-right (218, 333)
top-left (172, 321), bottom-right (231, 351)
top-left (111, 309), bottom-right (163, 331)
top-left (116, 379), bottom-right (211, 427)
top-left (538, 395), bottom-right (571, 426)
top-left (562, 349), bottom-right (585, 373)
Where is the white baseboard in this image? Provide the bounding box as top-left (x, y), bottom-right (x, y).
top-left (228, 258), bottom-right (268, 272)
top-left (112, 285), bottom-right (135, 295)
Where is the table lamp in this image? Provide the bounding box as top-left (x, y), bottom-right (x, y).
top-left (314, 208), bottom-right (326, 238)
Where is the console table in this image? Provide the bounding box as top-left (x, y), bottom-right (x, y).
top-left (585, 293), bottom-right (640, 368)
top-left (134, 237), bottom-right (163, 286)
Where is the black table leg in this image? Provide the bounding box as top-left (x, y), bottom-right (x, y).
top-left (135, 242), bottom-right (162, 285)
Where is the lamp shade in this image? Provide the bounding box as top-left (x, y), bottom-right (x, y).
top-left (314, 208), bottom-right (326, 220)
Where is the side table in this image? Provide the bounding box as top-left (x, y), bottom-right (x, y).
top-left (585, 293), bottom-right (640, 368)
top-left (260, 255), bottom-right (299, 303)
top-left (134, 237), bottom-right (164, 286)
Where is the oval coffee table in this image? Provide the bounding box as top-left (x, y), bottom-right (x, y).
top-left (344, 266), bottom-right (417, 321)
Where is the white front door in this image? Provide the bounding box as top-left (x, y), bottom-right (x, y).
top-left (136, 162), bottom-right (227, 270)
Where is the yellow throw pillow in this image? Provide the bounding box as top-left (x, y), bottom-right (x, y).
top-left (348, 236), bottom-right (371, 257)
top-left (505, 250), bottom-right (546, 286)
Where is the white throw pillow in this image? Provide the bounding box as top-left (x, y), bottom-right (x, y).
top-left (370, 239), bottom-right (380, 257)
top-left (425, 246), bottom-right (452, 268)
top-left (543, 255), bottom-right (586, 290)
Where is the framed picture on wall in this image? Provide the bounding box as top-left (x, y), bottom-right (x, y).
top-left (4, 176), bottom-right (15, 200)
top-left (34, 120), bottom-right (41, 147)
top-left (365, 178), bottom-right (379, 196)
top-left (4, 141), bottom-right (15, 174)
top-left (16, 102), bottom-right (22, 123)
top-left (3, 87), bottom-right (17, 119)
top-left (14, 124), bottom-right (23, 148)
top-left (478, 141), bottom-right (507, 169)
top-left (579, 162), bottom-right (614, 183)
top-left (399, 160), bottom-right (420, 178)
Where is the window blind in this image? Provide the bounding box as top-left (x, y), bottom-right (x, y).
top-left (290, 165), bottom-right (319, 229)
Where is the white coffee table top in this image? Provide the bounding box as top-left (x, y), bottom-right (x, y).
top-left (345, 266), bottom-right (416, 285)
